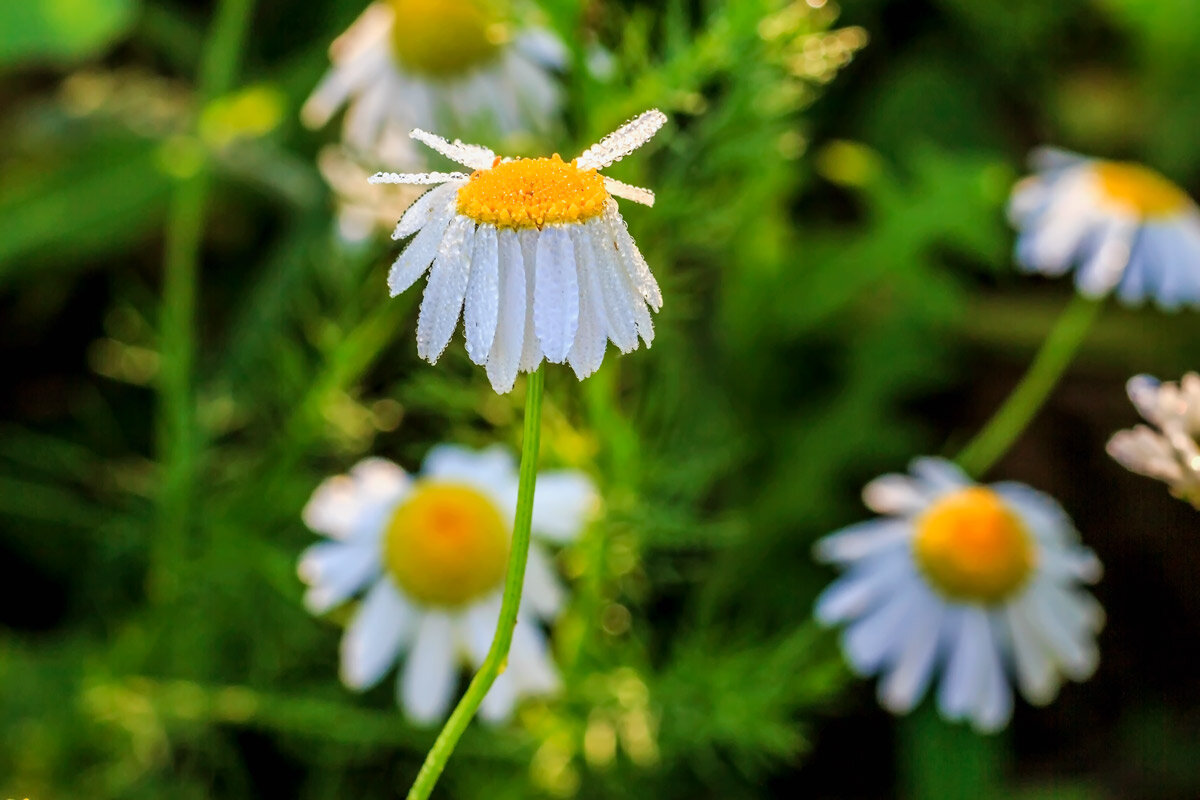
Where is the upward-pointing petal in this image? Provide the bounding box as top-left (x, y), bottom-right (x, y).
top-left (410, 128), bottom-right (496, 170)
top-left (575, 109), bottom-right (667, 172)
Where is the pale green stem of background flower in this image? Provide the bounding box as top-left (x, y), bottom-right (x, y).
top-left (904, 291), bottom-right (1104, 799)
top-left (406, 367), bottom-right (546, 800)
top-left (155, 0), bottom-right (255, 624)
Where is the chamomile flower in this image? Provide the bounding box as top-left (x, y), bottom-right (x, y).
top-left (1010, 148), bottom-right (1200, 309)
top-left (298, 447), bottom-right (598, 723)
top-left (370, 110), bottom-right (667, 393)
top-left (1107, 373), bottom-right (1200, 507)
top-left (814, 458), bottom-right (1103, 733)
top-left (301, 0), bottom-right (565, 161)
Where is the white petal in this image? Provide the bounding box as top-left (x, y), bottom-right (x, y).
top-left (400, 612), bottom-right (459, 724)
top-left (1016, 587), bottom-right (1099, 681)
top-left (937, 607), bottom-right (990, 721)
top-left (586, 223), bottom-right (639, 352)
top-left (409, 128), bottom-right (496, 171)
top-left (567, 225), bottom-right (612, 379)
top-left (422, 445), bottom-right (517, 504)
top-left (486, 229), bottom-right (527, 393)
top-left (530, 470), bottom-right (598, 542)
top-left (369, 171), bottom-right (468, 185)
top-left (297, 541), bottom-right (379, 614)
top-left (814, 551), bottom-right (912, 625)
top-left (575, 109), bottom-right (668, 172)
top-left (909, 457), bottom-right (971, 495)
top-left (813, 519), bottom-right (911, 566)
top-left (518, 229), bottom-right (545, 372)
top-left (509, 618), bottom-right (560, 694)
top-left (1005, 605), bottom-right (1062, 705)
top-left (340, 578), bottom-right (414, 690)
top-left (1075, 217), bottom-right (1137, 298)
top-left (416, 216), bottom-right (475, 363)
top-left (387, 188), bottom-right (458, 297)
top-left (391, 182), bottom-right (453, 241)
top-left (971, 619), bottom-right (1013, 733)
top-left (464, 224), bottom-right (500, 365)
top-left (534, 226), bottom-right (580, 364)
top-left (842, 576), bottom-right (923, 675)
top-left (479, 670), bottom-right (519, 722)
top-left (862, 475), bottom-right (930, 516)
top-left (878, 588), bottom-right (943, 713)
top-left (605, 200), bottom-right (663, 310)
top-left (603, 176), bottom-right (655, 207)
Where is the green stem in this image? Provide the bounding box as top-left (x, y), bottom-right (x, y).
top-left (154, 0), bottom-right (255, 609)
top-left (903, 293), bottom-right (1103, 799)
top-left (406, 367), bottom-right (546, 800)
top-left (955, 293), bottom-right (1103, 478)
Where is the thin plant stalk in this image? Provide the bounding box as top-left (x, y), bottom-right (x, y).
top-left (154, 0), bottom-right (256, 609)
top-left (406, 367), bottom-right (546, 800)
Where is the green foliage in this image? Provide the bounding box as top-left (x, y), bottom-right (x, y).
top-left (0, 0), bottom-right (138, 67)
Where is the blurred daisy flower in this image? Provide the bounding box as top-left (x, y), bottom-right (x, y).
top-left (1108, 373), bottom-right (1200, 507)
top-left (318, 145), bottom-right (425, 243)
top-left (301, 0), bottom-right (565, 161)
top-left (371, 110), bottom-right (666, 393)
top-left (814, 458), bottom-right (1103, 733)
top-left (298, 447), bottom-right (597, 723)
top-left (1010, 148), bottom-right (1200, 309)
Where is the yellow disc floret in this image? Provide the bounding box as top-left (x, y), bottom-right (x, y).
top-left (388, 0), bottom-right (505, 77)
top-left (1093, 161), bottom-right (1190, 218)
top-left (912, 487), bottom-right (1036, 604)
top-left (457, 155), bottom-right (610, 229)
top-left (383, 482), bottom-right (509, 606)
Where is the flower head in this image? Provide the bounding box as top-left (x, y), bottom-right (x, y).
top-left (371, 110), bottom-right (667, 393)
top-left (1009, 148), bottom-right (1200, 310)
top-left (298, 447), bottom-right (598, 723)
top-left (814, 458), bottom-right (1103, 732)
top-left (1107, 373), bottom-right (1200, 507)
top-left (301, 0), bottom-right (565, 161)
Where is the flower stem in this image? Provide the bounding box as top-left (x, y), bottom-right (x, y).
top-left (406, 367), bottom-right (545, 800)
top-left (955, 293), bottom-right (1103, 478)
top-left (154, 0), bottom-right (254, 620)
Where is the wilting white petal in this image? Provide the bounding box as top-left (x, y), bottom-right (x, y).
top-left (416, 216), bottom-right (475, 363)
top-left (464, 225), bottom-right (500, 365)
top-left (534, 226), bottom-right (580, 364)
top-left (387, 189), bottom-right (458, 296)
top-left (486, 229), bottom-right (527, 393)
top-left (606, 200), bottom-right (663, 310)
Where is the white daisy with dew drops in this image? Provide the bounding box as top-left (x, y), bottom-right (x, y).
top-left (1107, 372), bottom-right (1200, 508)
top-left (370, 110), bottom-right (667, 393)
top-left (298, 447), bottom-right (598, 724)
top-left (813, 457), bottom-right (1104, 733)
top-left (301, 0), bottom-right (566, 162)
top-left (1010, 147), bottom-right (1200, 310)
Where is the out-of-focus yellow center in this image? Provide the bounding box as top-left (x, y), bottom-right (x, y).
top-left (457, 155), bottom-right (610, 229)
top-left (387, 0), bottom-right (505, 77)
top-left (912, 488), bottom-right (1035, 604)
top-left (1092, 161), bottom-right (1189, 218)
top-left (382, 482), bottom-right (509, 606)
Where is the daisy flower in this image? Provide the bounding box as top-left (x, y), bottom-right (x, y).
top-left (298, 447), bottom-right (598, 723)
top-left (370, 110), bottom-right (667, 393)
top-left (814, 458), bottom-right (1103, 733)
top-left (1107, 373), bottom-right (1200, 508)
top-left (1010, 148), bottom-right (1200, 309)
top-left (301, 0), bottom-right (565, 161)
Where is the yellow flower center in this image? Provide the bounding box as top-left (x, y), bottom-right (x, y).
top-left (387, 0), bottom-right (505, 77)
top-left (382, 482), bottom-right (509, 606)
top-left (912, 488), bottom-right (1036, 604)
top-left (1092, 161), bottom-right (1190, 218)
top-left (457, 155), bottom-right (610, 229)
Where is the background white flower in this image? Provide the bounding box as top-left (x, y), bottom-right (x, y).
top-left (814, 457), bottom-right (1103, 733)
top-left (298, 447), bottom-right (598, 724)
top-left (370, 110), bottom-right (667, 393)
top-left (1009, 147), bottom-right (1200, 310)
top-left (301, 0), bottom-right (565, 164)
top-left (1108, 372), bottom-right (1200, 507)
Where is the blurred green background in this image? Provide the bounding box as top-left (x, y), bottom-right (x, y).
top-left (2, 0), bottom-right (1200, 797)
